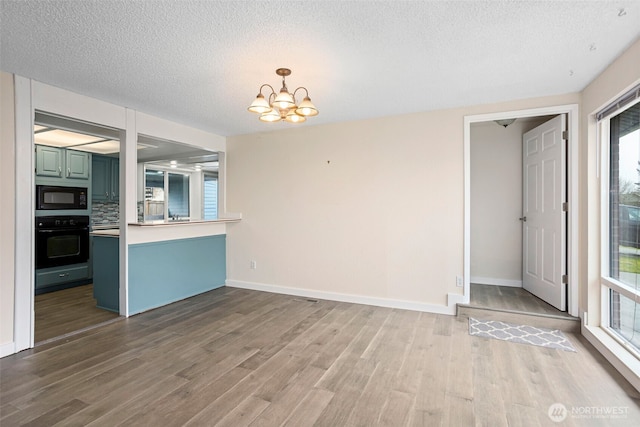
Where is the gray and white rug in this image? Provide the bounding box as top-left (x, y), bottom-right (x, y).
top-left (469, 317), bottom-right (576, 352)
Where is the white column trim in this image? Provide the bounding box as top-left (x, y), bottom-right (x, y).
top-left (13, 75), bottom-right (34, 352)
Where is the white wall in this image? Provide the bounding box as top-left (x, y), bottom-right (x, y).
top-left (0, 72), bottom-right (16, 356)
top-left (470, 118), bottom-right (549, 287)
top-left (226, 94), bottom-right (579, 313)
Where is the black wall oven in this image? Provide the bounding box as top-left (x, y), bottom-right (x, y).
top-left (36, 185), bottom-right (88, 211)
top-left (35, 216), bottom-right (90, 269)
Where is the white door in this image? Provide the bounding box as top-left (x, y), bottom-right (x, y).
top-left (522, 115), bottom-right (567, 310)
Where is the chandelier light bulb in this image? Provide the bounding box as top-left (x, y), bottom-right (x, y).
top-left (295, 96), bottom-right (319, 117)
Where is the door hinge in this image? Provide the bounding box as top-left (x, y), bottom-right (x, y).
top-left (562, 202), bottom-right (568, 212)
top-left (562, 274), bottom-right (568, 284)
top-left (562, 130), bottom-right (568, 140)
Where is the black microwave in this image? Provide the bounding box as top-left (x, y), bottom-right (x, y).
top-left (36, 185), bottom-right (88, 210)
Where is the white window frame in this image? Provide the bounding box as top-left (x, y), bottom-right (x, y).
top-left (599, 97), bottom-right (640, 360)
top-left (143, 165), bottom-right (192, 220)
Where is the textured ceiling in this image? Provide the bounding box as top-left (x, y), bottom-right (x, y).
top-left (1, 1), bottom-right (639, 137)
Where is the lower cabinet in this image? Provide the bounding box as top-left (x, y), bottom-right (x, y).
top-left (35, 264), bottom-right (90, 293)
top-left (93, 235), bottom-right (120, 312)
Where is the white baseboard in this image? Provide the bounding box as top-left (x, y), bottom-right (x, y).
top-left (470, 276), bottom-right (522, 287)
top-left (226, 280), bottom-right (457, 315)
top-left (0, 341), bottom-right (16, 358)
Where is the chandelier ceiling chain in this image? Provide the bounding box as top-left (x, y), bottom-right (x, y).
top-left (248, 68), bottom-right (319, 123)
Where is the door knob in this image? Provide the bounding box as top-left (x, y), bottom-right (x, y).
top-left (519, 216), bottom-right (527, 222)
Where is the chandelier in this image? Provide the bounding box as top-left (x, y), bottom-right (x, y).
top-left (247, 68), bottom-right (319, 123)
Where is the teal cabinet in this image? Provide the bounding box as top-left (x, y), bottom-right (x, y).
top-left (35, 264), bottom-right (89, 291)
top-left (66, 149), bottom-right (90, 179)
top-left (35, 145), bottom-right (90, 180)
top-left (110, 158), bottom-right (119, 201)
top-left (93, 235), bottom-right (119, 312)
top-left (35, 145), bottom-right (63, 177)
top-left (92, 155), bottom-right (119, 201)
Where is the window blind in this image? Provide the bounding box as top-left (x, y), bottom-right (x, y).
top-left (596, 83), bottom-right (640, 121)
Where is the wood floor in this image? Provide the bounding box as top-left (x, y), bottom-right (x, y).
top-left (35, 284), bottom-right (120, 344)
top-left (2, 287), bottom-right (639, 426)
top-left (469, 283), bottom-right (576, 318)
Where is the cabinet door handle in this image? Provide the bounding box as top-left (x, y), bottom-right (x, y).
top-left (67, 167), bottom-right (71, 177)
top-left (106, 192), bottom-right (109, 197)
top-left (58, 166), bottom-right (62, 176)
top-left (112, 192), bottom-right (115, 198)
top-left (58, 273), bottom-right (69, 278)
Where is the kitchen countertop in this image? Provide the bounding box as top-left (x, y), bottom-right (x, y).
top-left (129, 216), bottom-right (241, 226)
top-left (92, 224), bottom-right (119, 230)
top-left (90, 229), bottom-right (120, 237)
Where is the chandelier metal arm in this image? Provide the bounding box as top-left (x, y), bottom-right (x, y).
top-left (292, 87), bottom-right (309, 104)
top-left (258, 83), bottom-right (276, 97)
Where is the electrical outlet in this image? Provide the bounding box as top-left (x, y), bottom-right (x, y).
top-left (250, 260), bottom-right (257, 270)
top-left (456, 276), bottom-right (463, 287)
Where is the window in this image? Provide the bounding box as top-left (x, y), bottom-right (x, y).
top-left (168, 172), bottom-right (189, 219)
top-left (203, 172), bottom-right (218, 220)
top-left (144, 168), bottom-right (190, 221)
top-left (603, 97), bottom-right (640, 354)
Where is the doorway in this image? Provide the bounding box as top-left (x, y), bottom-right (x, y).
top-left (33, 112), bottom-right (121, 344)
top-left (463, 105), bottom-right (580, 318)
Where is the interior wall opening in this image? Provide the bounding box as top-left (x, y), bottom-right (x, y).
top-left (469, 114), bottom-right (572, 317)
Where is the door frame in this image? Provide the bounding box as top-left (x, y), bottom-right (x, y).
top-left (13, 77), bottom-right (129, 353)
top-left (463, 104), bottom-right (579, 317)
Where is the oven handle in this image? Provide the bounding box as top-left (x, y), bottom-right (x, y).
top-left (36, 227), bottom-right (90, 232)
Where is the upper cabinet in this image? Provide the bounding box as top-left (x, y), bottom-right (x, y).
top-left (35, 145), bottom-right (90, 180)
top-left (66, 149), bottom-right (90, 179)
top-left (35, 145), bottom-right (63, 177)
top-left (92, 155), bottom-right (119, 201)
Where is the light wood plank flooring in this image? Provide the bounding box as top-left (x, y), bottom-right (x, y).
top-left (2, 287), bottom-right (639, 426)
top-left (35, 284), bottom-right (120, 344)
top-left (470, 283), bottom-right (575, 317)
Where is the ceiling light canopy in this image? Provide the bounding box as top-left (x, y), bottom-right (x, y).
top-left (495, 118), bottom-right (516, 128)
top-left (248, 68), bottom-right (318, 124)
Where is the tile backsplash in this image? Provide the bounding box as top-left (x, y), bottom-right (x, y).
top-left (92, 201), bottom-right (119, 226)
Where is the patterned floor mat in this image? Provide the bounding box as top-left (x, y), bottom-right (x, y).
top-left (469, 317), bottom-right (576, 352)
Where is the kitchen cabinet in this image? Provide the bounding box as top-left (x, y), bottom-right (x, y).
top-left (35, 145), bottom-right (90, 179)
top-left (35, 145), bottom-right (63, 177)
top-left (93, 234), bottom-right (119, 312)
top-left (35, 264), bottom-right (90, 292)
top-left (66, 149), bottom-right (90, 179)
top-left (92, 155), bottom-right (119, 201)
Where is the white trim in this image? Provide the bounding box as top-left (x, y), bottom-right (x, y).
top-left (32, 80), bottom-right (126, 129)
top-left (226, 280), bottom-right (458, 315)
top-left (582, 324), bottom-right (640, 392)
top-left (464, 104), bottom-right (580, 317)
top-left (135, 111), bottom-right (225, 153)
top-left (0, 342), bottom-right (16, 358)
top-left (602, 277), bottom-right (640, 303)
top-left (470, 276), bottom-right (522, 287)
top-left (13, 75), bottom-right (34, 353)
top-left (121, 109), bottom-right (137, 317)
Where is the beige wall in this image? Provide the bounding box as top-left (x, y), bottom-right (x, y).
top-left (1, 71), bottom-right (16, 351)
top-left (581, 37), bottom-right (640, 323)
top-left (226, 93), bottom-right (579, 310)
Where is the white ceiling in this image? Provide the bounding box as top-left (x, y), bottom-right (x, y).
top-left (1, 1), bottom-right (639, 137)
